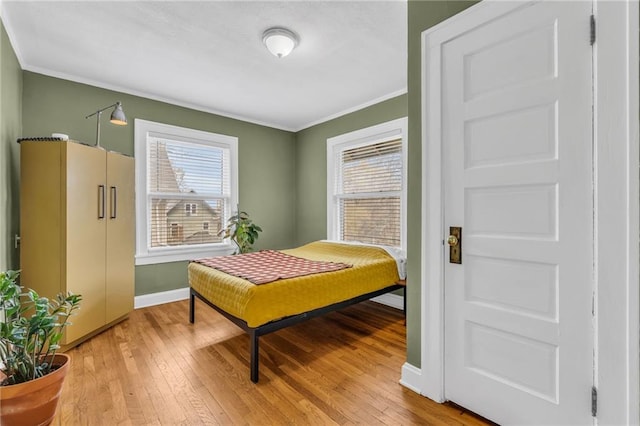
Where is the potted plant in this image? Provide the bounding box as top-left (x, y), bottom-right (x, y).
top-left (0, 269), bottom-right (81, 426)
top-left (219, 208), bottom-right (263, 254)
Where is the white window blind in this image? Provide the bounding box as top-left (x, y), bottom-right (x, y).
top-left (336, 139), bottom-right (403, 247)
top-left (147, 137), bottom-right (230, 249)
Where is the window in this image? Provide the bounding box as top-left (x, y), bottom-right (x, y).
top-left (327, 117), bottom-right (407, 250)
top-left (185, 203), bottom-right (197, 216)
top-left (135, 119), bottom-right (238, 265)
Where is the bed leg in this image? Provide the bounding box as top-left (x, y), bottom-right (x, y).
top-left (189, 290), bottom-right (195, 324)
top-left (250, 330), bottom-right (259, 383)
top-left (403, 287), bottom-right (407, 325)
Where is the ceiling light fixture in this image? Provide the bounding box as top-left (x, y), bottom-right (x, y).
top-left (262, 27), bottom-right (299, 58)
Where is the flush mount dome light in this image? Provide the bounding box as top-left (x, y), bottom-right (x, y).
top-left (262, 27), bottom-right (299, 58)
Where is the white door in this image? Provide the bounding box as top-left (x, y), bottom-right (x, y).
top-left (442, 2), bottom-right (594, 424)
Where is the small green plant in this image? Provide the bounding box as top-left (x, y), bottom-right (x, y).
top-left (0, 270), bottom-right (81, 386)
top-left (219, 209), bottom-right (263, 254)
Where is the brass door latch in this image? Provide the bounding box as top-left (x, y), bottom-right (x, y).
top-left (448, 226), bottom-right (462, 264)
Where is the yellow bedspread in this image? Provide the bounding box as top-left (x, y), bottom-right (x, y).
top-left (188, 241), bottom-right (401, 327)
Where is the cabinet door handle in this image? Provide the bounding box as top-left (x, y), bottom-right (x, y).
top-left (110, 186), bottom-right (117, 219)
top-left (98, 185), bottom-right (105, 219)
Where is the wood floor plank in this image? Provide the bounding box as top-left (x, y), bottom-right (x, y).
top-left (52, 300), bottom-right (493, 425)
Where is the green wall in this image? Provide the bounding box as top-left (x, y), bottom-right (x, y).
top-left (406, 0), bottom-right (478, 366)
top-left (0, 21), bottom-right (22, 271)
top-left (21, 72), bottom-right (297, 296)
top-left (294, 94), bottom-right (408, 244)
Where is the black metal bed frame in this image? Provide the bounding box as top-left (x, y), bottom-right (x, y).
top-left (189, 283), bottom-right (405, 383)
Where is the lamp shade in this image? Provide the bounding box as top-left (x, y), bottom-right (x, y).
top-left (110, 102), bottom-right (127, 125)
top-left (262, 28), bottom-right (298, 58)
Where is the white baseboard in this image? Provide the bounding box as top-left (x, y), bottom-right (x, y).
top-left (400, 362), bottom-right (422, 394)
top-left (135, 288), bottom-right (404, 311)
top-left (370, 293), bottom-right (404, 310)
top-left (134, 287), bottom-right (190, 309)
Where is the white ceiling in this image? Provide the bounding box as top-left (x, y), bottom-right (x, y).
top-left (1, 1), bottom-right (407, 131)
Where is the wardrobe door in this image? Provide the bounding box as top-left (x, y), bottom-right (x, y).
top-left (63, 142), bottom-right (107, 343)
top-left (105, 152), bottom-right (135, 323)
top-left (20, 142), bottom-right (63, 303)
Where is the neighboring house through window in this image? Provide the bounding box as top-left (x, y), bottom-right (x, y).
top-left (135, 119), bottom-right (238, 264)
top-left (327, 117), bottom-right (407, 250)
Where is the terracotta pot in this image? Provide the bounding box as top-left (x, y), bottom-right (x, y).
top-left (0, 353), bottom-right (70, 426)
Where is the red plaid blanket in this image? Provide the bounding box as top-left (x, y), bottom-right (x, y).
top-left (193, 250), bottom-right (352, 285)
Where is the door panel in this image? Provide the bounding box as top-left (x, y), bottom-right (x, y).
top-left (64, 143), bottom-right (107, 343)
top-left (105, 152), bottom-right (135, 323)
top-left (443, 2), bottom-right (593, 424)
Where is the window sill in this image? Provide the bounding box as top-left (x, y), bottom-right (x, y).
top-left (135, 245), bottom-right (235, 266)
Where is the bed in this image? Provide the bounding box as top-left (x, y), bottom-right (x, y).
top-left (188, 240), bottom-right (406, 383)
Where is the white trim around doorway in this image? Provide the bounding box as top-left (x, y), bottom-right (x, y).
top-left (593, 1), bottom-right (639, 423)
top-left (416, 1), bottom-right (639, 424)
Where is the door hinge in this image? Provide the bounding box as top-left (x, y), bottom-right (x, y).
top-left (590, 15), bottom-right (596, 45)
top-left (592, 386), bottom-right (598, 417)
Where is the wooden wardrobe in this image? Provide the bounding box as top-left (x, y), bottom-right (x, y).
top-left (20, 140), bottom-right (134, 348)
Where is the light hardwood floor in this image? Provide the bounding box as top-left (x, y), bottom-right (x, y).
top-left (54, 299), bottom-right (491, 425)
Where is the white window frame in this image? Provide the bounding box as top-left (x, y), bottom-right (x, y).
top-left (135, 119), bottom-right (238, 265)
top-left (326, 117), bottom-right (408, 251)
